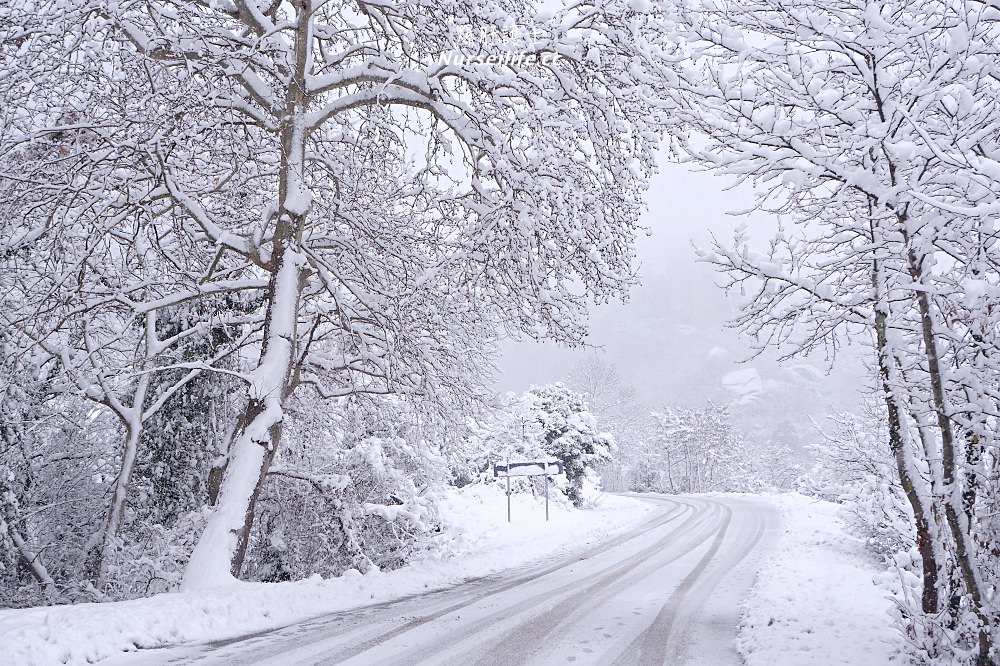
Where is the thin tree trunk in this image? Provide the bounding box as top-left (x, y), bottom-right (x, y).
top-left (872, 247), bottom-right (940, 616)
top-left (903, 224), bottom-right (994, 664)
top-left (667, 449), bottom-right (677, 495)
top-left (95, 312), bottom-right (155, 589)
top-left (95, 408), bottom-right (146, 589)
top-left (0, 504), bottom-right (57, 601)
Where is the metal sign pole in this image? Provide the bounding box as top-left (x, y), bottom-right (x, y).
top-left (545, 473), bottom-right (549, 522)
top-left (506, 456), bottom-right (511, 523)
top-left (494, 459), bottom-right (563, 523)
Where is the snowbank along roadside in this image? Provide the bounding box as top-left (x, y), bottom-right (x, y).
top-left (738, 492), bottom-right (903, 666)
top-left (0, 485), bottom-right (657, 665)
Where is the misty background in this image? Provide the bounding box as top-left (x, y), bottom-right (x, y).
top-left (495, 159), bottom-right (870, 454)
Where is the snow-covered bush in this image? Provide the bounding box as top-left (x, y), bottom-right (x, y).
top-left (799, 407), bottom-right (911, 558)
top-left (101, 508), bottom-right (210, 599)
top-left (243, 394), bottom-right (448, 581)
top-left (797, 408), bottom-right (966, 663)
top-left (469, 385), bottom-right (614, 508)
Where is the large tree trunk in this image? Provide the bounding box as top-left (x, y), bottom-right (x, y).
top-left (182, 247), bottom-right (303, 589)
top-left (183, 1), bottom-right (312, 588)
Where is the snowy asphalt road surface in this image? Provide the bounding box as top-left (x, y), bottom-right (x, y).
top-left (126, 495), bottom-right (780, 666)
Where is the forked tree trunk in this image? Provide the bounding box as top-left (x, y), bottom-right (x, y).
top-left (94, 311), bottom-right (155, 589)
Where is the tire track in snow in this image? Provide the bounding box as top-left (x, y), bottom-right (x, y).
top-left (172, 497), bottom-right (694, 665)
top-left (450, 499), bottom-right (731, 666)
top-left (281, 498), bottom-right (705, 665)
top-left (148, 495), bottom-right (778, 666)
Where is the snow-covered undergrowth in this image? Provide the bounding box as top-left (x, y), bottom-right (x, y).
top-left (1, 485), bottom-right (656, 665)
top-left (739, 493), bottom-right (903, 666)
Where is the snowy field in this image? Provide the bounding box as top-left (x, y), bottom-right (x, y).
top-left (1, 490), bottom-right (903, 666)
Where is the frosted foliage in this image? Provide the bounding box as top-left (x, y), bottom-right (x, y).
top-left (470, 385), bottom-right (614, 508)
top-left (131, 304), bottom-right (245, 529)
top-left (0, 335), bottom-right (122, 606)
top-left (672, 0), bottom-right (1000, 661)
top-left (244, 395), bottom-right (448, 582)
top-left (1, 0), bottom-right (676, 593)
top-left (525, 384), bottom-right (615, 507)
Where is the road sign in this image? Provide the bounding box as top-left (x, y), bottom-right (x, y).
top-left (493, 460), bottom-right (564, 477)
top-left (493, 460), bottom-right (564, 522)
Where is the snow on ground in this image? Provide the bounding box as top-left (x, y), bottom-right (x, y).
top-left (2, 490), bottom-right (908, 666)
top-left (738, 492), bottom-right (903, 666)
top-left (0, 485), bottom-right (657, 666)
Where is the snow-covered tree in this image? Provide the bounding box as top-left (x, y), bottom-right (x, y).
top-left (0, 330), bottom-right (59, 603)
top-left (0, 31), bottom-right (259, 589)
top-left (129, 303), bottom-right (247, 529)
top-left (565, 356), bottom-right (652, 492)
top-left (649, 403), bottom-right (760, 494)
top-left (469, 385), bottom-right (614, 506)
top-left (672, 0), bottom-right (1000, 660)
top-left (3, 0), bottom-right (677, 589)
top-left (522, 384), bottom-right (615, 507)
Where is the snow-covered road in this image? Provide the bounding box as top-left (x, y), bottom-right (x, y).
top-left (120, 495), bottom-right (780, 666)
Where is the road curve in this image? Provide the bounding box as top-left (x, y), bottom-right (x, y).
top-left (136, 495), bottom-right (780, 666)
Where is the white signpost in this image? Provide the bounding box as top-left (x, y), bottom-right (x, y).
top-left (493, 459), bottom-right (565, 522)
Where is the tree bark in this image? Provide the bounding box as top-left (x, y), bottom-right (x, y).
top-left (182, 245), bottom-right (302, 588)
top-left (873, 266), bottom-right (940, 616)
top-left (183, 0), bottom-right (312, 588)
top-left (902, 221), bottom-right (994, 664)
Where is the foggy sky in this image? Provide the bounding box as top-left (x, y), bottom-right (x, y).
top-left (495, 159), bottom-right (869, 431)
